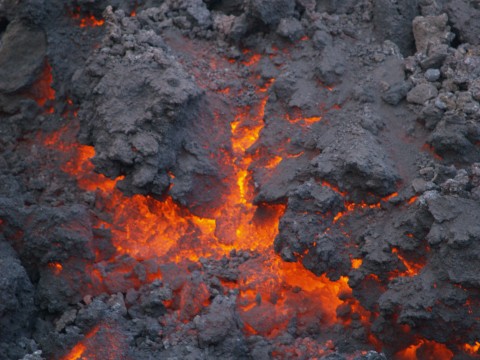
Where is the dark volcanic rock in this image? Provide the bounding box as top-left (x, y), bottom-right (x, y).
top-left (0, 239), bottom-right (36, 359)
top-left (406, 83), bottom-right (438, 104)
top-left (0, 20), bottom-right (46, 93)
top-left (2, 0), bottom-right (480, 359)
top-left (312, 127), bottom-right (399, 198)
top-left (372, 0), bottom-right (420, 55)
top-left (194, 296), bottom-right (243, 347)
top-left (75, 8), bottom-right (203, 197)
top-left (22, 205), bottom-right (94, 269)
top-left (244, 0), bottom-right (295, 27)
top-left (445, 0), bottom-right (480, 45)
top-left (412, 14), bottom-right (451, 53)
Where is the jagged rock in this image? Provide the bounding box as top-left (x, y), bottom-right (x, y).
top-left (372, 0), bottom-right (419, 55)
top-left (424, 68), bottom-right (440, 82)
top-left (0, 240), bottom-right (35, 347)
top-left (0, 21), bottom-right (46, 93)
top-left (412, 14), bottom-right (451, 53)
top-left (312, 128), bottom-right (399, 198)
top-left (244, 0), bottom-right (295, 26)
top-left (75, 8), bottom-right (205, 197)
top-left (406, 83), bottom-right (438, 104)
top-left (276, 18), bottom-right (304, 42)
top-left (382, 81), bottom-right (411, 105)
top-left (445, 0), bottom-right (480, 45)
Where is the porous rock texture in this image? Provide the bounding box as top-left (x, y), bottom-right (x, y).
top-left (1, 0), bottom-right (480, 359)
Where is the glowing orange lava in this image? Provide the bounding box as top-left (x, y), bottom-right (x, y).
top-left (407, 196), bottom-right (418, 205)
top-left (30, 61), bottom-right (56, 112)
top-left (351, 258), bottom-right (363, 269)
top-left (422, 143), bottom-right (443, 161)
top-left (464, 341), bottom-right (480, 355)
top-left (70, 8), bottom-right (105, 28)
top-left (61, 326), bottom-right (99, 360)
top-left (44, 50), bottom-right (375, 357)
top-left (394, 339), bottom-right (453, 360)
top-left (391, 248), bottom-right (424, 277)
top-left (48, 262), bottom-right (63, 275)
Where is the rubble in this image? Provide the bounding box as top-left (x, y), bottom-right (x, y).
top-left (0, 0), bottom-right (479, 359)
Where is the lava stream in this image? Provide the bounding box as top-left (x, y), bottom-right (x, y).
top-left (46, 51), bottom-right (368, 359)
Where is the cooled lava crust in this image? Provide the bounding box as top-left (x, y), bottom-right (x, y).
top-left (0, 1), bottom-right (479, 359)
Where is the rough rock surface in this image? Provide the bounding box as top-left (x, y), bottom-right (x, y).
top-left (74, 8), bottom-right (203, 197)
top-left (1, 0), bottom-right (480, 359)
top-left (0, 21), bottom-right (46, 93)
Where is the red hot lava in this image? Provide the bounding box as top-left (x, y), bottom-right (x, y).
top-left (35, 29), bottom-right (463, 360)
top-left (42, 50), bottom-right (365, 359)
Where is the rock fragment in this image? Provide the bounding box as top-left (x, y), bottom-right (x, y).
top-left (406, 83), bottom-right (438, 104)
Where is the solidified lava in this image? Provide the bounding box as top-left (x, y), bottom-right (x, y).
top-left (0, 1), bottom-right (480, 360)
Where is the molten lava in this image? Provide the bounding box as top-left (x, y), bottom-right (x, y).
top-left (70, 7), bottom-right (105, 28)
top-left (30, 61), bottom-right (56, 112)
top-left (41, 49), bottom-right (373, 359)
top-left (394, 339), bottom-right (453, 360)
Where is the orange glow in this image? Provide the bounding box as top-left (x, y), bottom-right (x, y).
top-left (351, 258), bottom-right (363, 269)
top-left (217, 87), bottom-right (231, 95)
top-left (286, 151), bottom-right (304, 158)
top-left (264, 156), bottom-right (283, 169)
top-left (394, 339), bottom-right (453, 360)
top-left (422, 143), bottom-right (443, 161)
top-left (79, 16), bottom-right (105, 28)
top-left (303, 116), bottom-right (322, 125)
top-left (242, 54), bottom-right (262, 67)
top-left (48, 262), bottom-right (63, 275)
top-left (70, 8), bottom-right (105, 28)
top-left (464, 342), bottom-right (480, 355)
top-left (238, 256), bottom-right (353, 337)
top-left (285, 109), bottom-right (321, 126)
top-left (321, 181), bottom-right (346, 196)
top-left (62, 343), bottom-right (86, 360)
top-left (407, 196), bottom-right (418, 205)
top-left (61, 326), bottom-right (99, 360)
top-left (31, 62), bottom-right (56, 109)
top-left (382, 192), bottom-right (399, 201)
top-left (391, 248), bottom-right (423, 277)
top-left (42, 50), bottom-right (376, 353)
top-left (333, 201), bottom-right (381, 223)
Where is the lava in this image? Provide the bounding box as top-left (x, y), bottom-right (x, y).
top-left (42, 50), bottom-right (372, 358)
top-left (60, 325), bottom-right (99, 360)
top-left (30, 61), bottom-right (56, 112)
top-left (48, 262), bottom-right (63, 275)
top-left (69, 7), bottom-right (105, 28)
top-left (60, 323), bottom-right (125, 360)
top-left (394, 339), bottom-right (453, 360)
top-left (391, 248), bottom-right (424, 277)
top-left (464, 341), bottom-right (480, 355)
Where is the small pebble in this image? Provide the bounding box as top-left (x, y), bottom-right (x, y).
top-left (425, 68), bottom-right (441, 82)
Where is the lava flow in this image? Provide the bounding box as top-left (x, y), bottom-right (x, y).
top-left (43, 50), bottom-right (362, 359)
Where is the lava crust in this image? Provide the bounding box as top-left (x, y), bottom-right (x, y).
top-left (0, 1), bottom-right (479, 360)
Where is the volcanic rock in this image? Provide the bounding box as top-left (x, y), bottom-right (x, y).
top-left (244, 0), bottom-right (295, 27)
top-left (412, 14), bottom-right (451, 53)
top-left (75, 8), bottom-right (204, 197)
top-left (0, 240), bottom-right (36, 359)
top-left (406, 83), bottom-right (438, 104)
top-left (276, 18), bottom-right (304, 42)
top-left (381, 81), bottom-right (411, 105)
top-left (194, 296), bottom-right (243, 346)
top-left (445, 0), bottom-right (480, 45)
top-left (0, 20), bottom-right (46, 93)
top-left (424, 68), bottom-right (440, 82)
top-left (312, 127), bottom-right (399, 198)
top-left (372, 0), bottom-right (419, 55)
